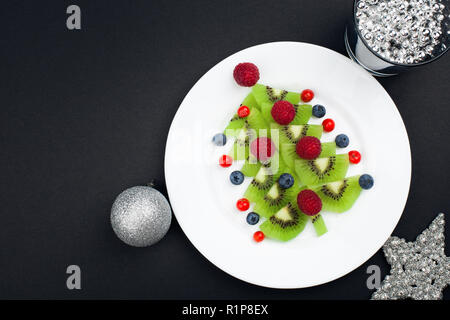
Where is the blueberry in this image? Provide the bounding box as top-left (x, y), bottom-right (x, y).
top-left (312, 105), bottom-right (326, 118)
top-left (359, 174), bottom-right (374, 190)
top-left (335, 134), bottom-right (350, 148)
top-left (246, 212), bottom-right (260, 225)
top-left (278, 173), bottom-right (294, 189)
top-left (230, 171), bottom-right (244, 185)
top-left (212, 133), bottom-right (226, 146)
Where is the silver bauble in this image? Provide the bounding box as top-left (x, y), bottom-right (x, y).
top-left (111, 186), bottom-right (172, 247)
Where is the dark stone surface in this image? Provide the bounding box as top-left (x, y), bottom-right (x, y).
top-left (0, 0), bottom-right (448, 299)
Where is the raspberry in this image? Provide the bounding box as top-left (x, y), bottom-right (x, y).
top-left (250, 137), bottom-right (275, 162)
top-left (297, 190), bottom-right (322, 216)
top-left (271, 101), bottom-right (296, 125)
top-left (233, 63), bottom-right (260, 87)
top-left (296, 136), bottom-right (322, 160)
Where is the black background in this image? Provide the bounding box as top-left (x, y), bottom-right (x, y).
top-left (1, 0), bottom-right (449, 300)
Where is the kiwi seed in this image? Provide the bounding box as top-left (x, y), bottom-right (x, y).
top-left (283, 124), bottom-right (309, 143)
top-left (269, 203), bottom-right (299, 228)
top-left (236, 121), bottom-right (255, 146)
top-left (307, 156), bottom-right (336, 178)
top-left (266, 86), bottom-right (288, 102)
top-left (320, 179), bottom-right (349, 200)
top-left (230, 114), bottom-right (240, 122)
top-left (251, 166), bottom-right (274, 190)
top-left (263, 183), bottom-right (286, 206)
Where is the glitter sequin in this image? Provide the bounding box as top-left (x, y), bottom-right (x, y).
top-left (356, 0), bottom-right (448, 64)
top-left (372, 214), bottom-right (450, 300)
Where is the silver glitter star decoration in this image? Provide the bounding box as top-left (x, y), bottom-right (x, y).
top-left (372, 213), bottom-right (450, 300)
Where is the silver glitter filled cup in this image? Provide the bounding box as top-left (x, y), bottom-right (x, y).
top-left (345, 0), bottom-right (449, 76)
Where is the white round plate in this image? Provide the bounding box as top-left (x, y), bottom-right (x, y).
top-left (165, 42), bottom-right (411, 289)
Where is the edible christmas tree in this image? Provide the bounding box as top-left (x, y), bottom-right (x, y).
top-left (220, 83), bottom-right (373, 242)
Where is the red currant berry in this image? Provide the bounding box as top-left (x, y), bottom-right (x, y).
top-left (322, 118), bottom-right (335, 132)
top-left (237, 105), bottom-right (250, 118)
top-left (348, 150), bottom-right (361, 164)
top-left (219, 154), bottom-right (233, 167)
top-left (236, 198), bottom-right (250, 211)
top-left (301, 89), bottom-right (314, 102)
top-left (253, 231), bottom-right (265, 242)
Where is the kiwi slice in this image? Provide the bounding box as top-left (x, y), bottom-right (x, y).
top-left (310, 214), bottom-right (327, 236)
top-left (228, 123), bottom-right (255, 160)
top-left (229, 142), bottom-right (249, 160)
top-left (259, 202), bottom-right (308, 241)
top-left (224, 93), bottom-right (261, 136)
top-left (270, 123), bottom-right (323, 146)
top-left (241, 155), bottom-right (261, 177)
top-left (318, 142), bottom-right (337, 158)
top-left (252, 84), bottom-right (300, 107)
top-left (228, 109), bottom-right (269, 161)
top-left (226, 107), bottom-right (268, 138)
top-left (246, 107), bottom-right (269, 132)
top-left (224, 114), bottom-right (245, 137)
top-left (244, 156), bottom-right (285, 203)
top-left (294, 154), bottom-right (349, 186)
top-left (253, 173), bottom-right (301, 218)
top-left (260, 103), bottom-right (274, 126)
top-left (242, 92), bottom-right (260, 110)
top-left (260, 103), bottom-right (312, 125)
top-left (311, 176), bottom-right (362, 213)
top-left (280, 124), bottom-right (323, 145)
top-left (291, 104), bottom-right (313, 125)
top-left (244, 164), bottom-right (275, 202)
top-left (280, 142), bottom-right (337, 170)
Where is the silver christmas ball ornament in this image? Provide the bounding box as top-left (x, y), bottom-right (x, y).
top-left (111, 186), bottom-right (172, 247)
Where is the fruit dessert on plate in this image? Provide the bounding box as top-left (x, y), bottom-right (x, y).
top-left (213, 62), bottom-right (374, 243)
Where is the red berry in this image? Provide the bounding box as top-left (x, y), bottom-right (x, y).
top-left (301, 89), bottom-right (314, 102)
top-left (236, 198), bottom-right (250, 211)
top-left (271, 100), bottom-right (296, 125)
top-left (322, 118), bottom-right (335, 132)
top-left (297, 190), bottom-right (322, 216)
top-left (250, 137), bottom-right (275, 162)
top-left (348, 150), bottom-right (361, 164)
top-left (237, 105), bottom-right (250, 118)
top-left (253, 231), bottom-right (265, 242)
top-left (219, 154), bottom-right (232, 167)
top-left (296, 136), bottom-right (322, 160)
top-left (233, 63), bottom-right (260, 87)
